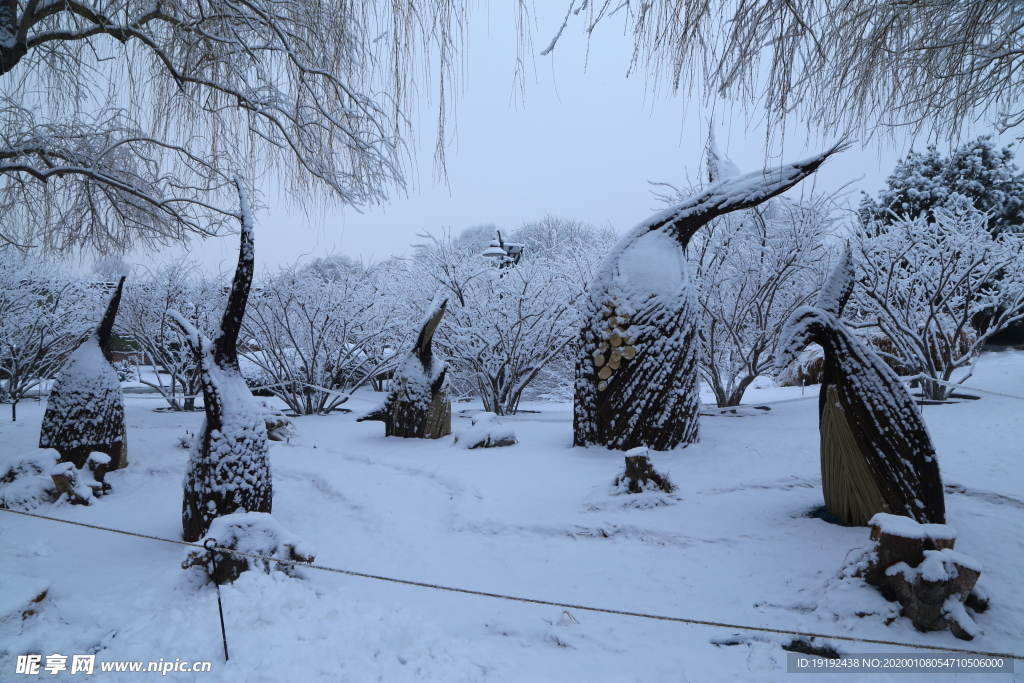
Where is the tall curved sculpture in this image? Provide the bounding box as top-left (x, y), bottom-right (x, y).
top-left (169, 179), bottom-right (272, 542)
top-left (574, 142), bottom-right (847, 451)
top-left (776, 246), bottom-right (945, 525)
top-left (359, 296), bottom-right (451, 439)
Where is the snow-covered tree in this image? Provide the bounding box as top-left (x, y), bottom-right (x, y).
top-left (689, 197), bottom-right (836, 407)
top-left (548, 1), bottom-right (1024, 139)
top-left (116, 261), bottom-right (226, 411)
top-left (1, 0), bottom-right (468, 253)
top-left (169, 179), bottom-right (271, 542)
top-left (574, 143), bottom-right (845, 451)
top-left (853, 197), bottom-right (1024, 401)
top-left (0, 257), bottom-right (93, 420)
top-left (659, 136), bottom-right (838, 407)
top-left (412, 220), bottom-right (613, 414)
top-left (776, 247), bottom-right (945, 525)
top-left (242, 261), bottom-right (405, 415)
top-left (860, 136), bottom-right (1024, 236)
top-left (358, 296), bottom-right (451, 439)
top-left (39, 277), bottom-right (128, 474)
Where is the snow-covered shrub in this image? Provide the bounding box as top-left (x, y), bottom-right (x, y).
top-left (854, 196), bottom-right (1024, 400)
top-left (111, 360), bottom-right (137, 382)
top-left (242, 260), bottom-right (405, 415)
top-left (411, 219), bottom-right (614, 415)
top-left (0, 255), bottom-right (97, 421)
top-left (860, 135), bottom-right (1024, 237)
top-left (776, 343), bottom-right (824, 387)
top-left (181, 511), bottom-right (314, 584)
top-left (116, 260), bottom-right (226, 411)
top-left (0, 451), bottom-right (59, 510)
top-left (688, 195), bottom-right (837, 406)
top-left (260, 402), bottom-right (296, 442)
top-left (454, 412), bottom-right (517, 449)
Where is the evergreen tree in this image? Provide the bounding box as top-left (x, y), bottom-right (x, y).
top-left (860, 136), bottom-right (1024, 236)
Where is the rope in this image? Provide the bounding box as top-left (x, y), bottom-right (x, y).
top-left (2, 507), bottom-right (1019, 661)
top-left (898, 374), bottom-right (1024, 402)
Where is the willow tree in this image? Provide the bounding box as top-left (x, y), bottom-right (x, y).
top-left (776, 246), bottom-right (945, 525)
top-left (169, 180), bottom-right (271, 542)
top-left (39, 276), bottom-right (128, 475)
top-left (0, 0), bottom-right (467, 253)
top-left (547, 0), bottom-right (1024, 140)
top-left (574, 144), bottom-right (845, 451)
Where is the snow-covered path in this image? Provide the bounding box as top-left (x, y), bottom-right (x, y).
top-left (2, 352), bottom-right (1022, 681)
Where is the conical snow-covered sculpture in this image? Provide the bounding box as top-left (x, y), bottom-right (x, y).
top-left (359, 296), bottom-right (451, 439)
top-left (169, 179), bottom-right (272, 542)
top-left (574, 142), bottom-right (846, 451)
top-left (40, 276), bottom-right (128, 475)
top-left (775, 245), bottom-right (945, 525)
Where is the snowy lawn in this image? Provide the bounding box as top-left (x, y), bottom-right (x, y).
top-left (2, 352), bottom-right (1023, 682)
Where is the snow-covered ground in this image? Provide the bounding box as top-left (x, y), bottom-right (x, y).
top-left (2, 352), bottom-right (1023, 682)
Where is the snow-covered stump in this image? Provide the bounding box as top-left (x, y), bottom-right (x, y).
top-left (614, 447), bottom-right (674, 494)
top-left (181, 512), bottom-right (314, 584)
top-left (39, 276), bottom-right (128, 479)
top-left (860, 513), bottom-right (987, 640)
top-left (358, 297), bottom-right (452, 439)
top-left (169, 179), bottom-right (273, 543)
top-left (49, 456), bottom-right (107, 505)
top-left (454, 412), bottom-right (517, 448)
top-left (574, 143), bottom-right (846, 451)
top-left (776, 247), bottom-right (945, 525)
top-left (261, 402), bottom-right (296, 442)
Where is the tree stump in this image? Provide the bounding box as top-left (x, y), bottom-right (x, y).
top-left (860, 513), bottom-right (984, 640)
top-left (181, 511), bottom-right (314, 584)
top-left (613, 448), bottom-right (674, 494)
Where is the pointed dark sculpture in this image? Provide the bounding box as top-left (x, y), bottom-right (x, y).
top-left (40, 276), bottom-right (128, 477)
top-left (574, 142), bottom-right (847, 451)
top-left (358, 297), bottom-right (451, 439)
top-left (169, 179), bottom-right (272, 542)
top-left (776, 246), bottom-right (945, 525)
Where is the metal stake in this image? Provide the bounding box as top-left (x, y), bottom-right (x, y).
top-left (205, 538), bottom-right (230, 661)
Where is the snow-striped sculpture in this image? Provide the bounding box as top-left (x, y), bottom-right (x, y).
top-left (775, 246), bottom-right (945, 525)
top-left (40, 276), bottom-right (128, 476)
top-left (359, 297), bottom-right (451, 439)
top-left (574, 142), bottom-right (846, 451)
top-left (169, 179), bottom-right (272, 542)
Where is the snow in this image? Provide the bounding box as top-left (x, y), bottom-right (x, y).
top-left (454, 412), bottom-right (517, 449)
top-left (182, 511), bottom-right (313, 578)
top-left (869, 512), bottom-right (957, 541)
top-left (2, 350), bottom-right (1023, 681)
top-left (0, 573), bottom-right (50, 623)
top-left (0, 450), bottom-right (58, 510)
top-left (614, 229), bottom-right (686, 299)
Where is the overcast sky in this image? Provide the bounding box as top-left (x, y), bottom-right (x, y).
top-left (138, 3), bottom-right (999, 275)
